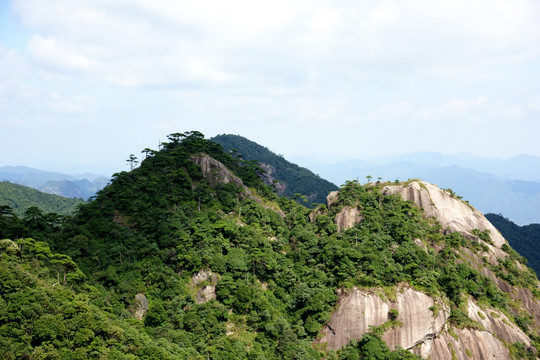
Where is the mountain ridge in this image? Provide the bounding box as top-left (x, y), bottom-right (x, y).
top-left (0, 165), bottom-right (108, 200)
top-left (211, 134), bottom-right (339, 205)
top-left (0, 131), bottom-right (538, 359)
top-left (0, 181), bottom-right (84, 216)
top-left (293, 156), bottom-right (540, 225)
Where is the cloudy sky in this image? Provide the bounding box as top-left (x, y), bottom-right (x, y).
top-left (1, 0), bottom-right (540, 175)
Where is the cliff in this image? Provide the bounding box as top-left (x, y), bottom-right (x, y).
top-left (317, 180), bottom-right (539, 359)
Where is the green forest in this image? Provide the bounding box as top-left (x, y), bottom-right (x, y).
top-left (1, 132), bottom-right (538, 359)
top-left (211, 134), bottom-right (338, 205)
top-left (486, 213), bottom-right (540, 276)
top-left (0, 181), bottom-right (84, 216)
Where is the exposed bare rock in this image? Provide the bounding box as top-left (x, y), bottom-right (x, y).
top-left (318, 288), bottom-right (389, 349)
top-left (467, 300), bottom-right (530, 345)
top-left (428, 328), bottom-right (509, 360)
top-left (318, 285), bottom-right (535, 359)
top-left (382, 288), bottom-right (448, 350)
top-left (492, 275), bottom-right (540, 328)
top-left (318, 287), bottom-right (448, 351)
top-left (259, 163), bottom-right (287, 195)
top-left (190, 269), bottom-right (219, 304)
top-left (460, 248), bottom-right (540, 331)
top-left (191, 154), bottom-right (247, 189)
top-left (413, 238), bottom-right (428, 252)
top-left (327, 191), bottom-right (340, 208)
top-left (133, 293), bottom-right (149, 320)
top-left (334, 206), bottom-right (362, 232)
top-left (191, 154), bottom-right (285, 217)
top-left (308, 206), bottom-right (327, 223)
top-left (382, 180), bottom-right (507, 249)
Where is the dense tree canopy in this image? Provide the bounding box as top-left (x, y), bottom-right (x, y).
top-left (212, 134), bottom-right (338, 205)
top-left (1, 132), bottom-right (538, 359)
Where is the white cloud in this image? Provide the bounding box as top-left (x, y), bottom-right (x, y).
top-left (443, 96), bottom-right (488, 113)
top-left (2, 0), bottom-right (540, 171)
top-left (27, 35), bottom-right (95, 71)
top-left (367, 101), bottom-right (412, 123)
top-left (46, 92), bottom-right (96, 115)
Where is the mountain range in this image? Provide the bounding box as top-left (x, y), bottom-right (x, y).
top-left (0, 166), bottom-right (108, 200)
top-left (0, 131), bottom-right (538, 359)
top-left (291, 152), bottom-right (540, 225)
top-left (3, 142), bottom-right (540, 226)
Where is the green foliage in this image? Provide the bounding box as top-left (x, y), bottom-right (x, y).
top-left (337, 333), bottom-right (421, 359)
top-left (485, 213), bottom-right (540, 276)
top-left (1, 131), bottom-right (538, 359)
top-left (212, 134), bottom-right (338, 205)
top-left (0, 181), bottom-right (84, 216)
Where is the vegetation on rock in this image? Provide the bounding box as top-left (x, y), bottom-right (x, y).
top-left (212, 134), bottom-right (338, 205)
top-left (486, 213), bottom-right (540, 276)
top-left (0, 131), bottom-right (538, 359)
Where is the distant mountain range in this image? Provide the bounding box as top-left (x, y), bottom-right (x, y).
top-left (3, 148), bottom-right (540, 225)
top-left (291, 152), bottom-right (540, 225)
top-left (0, 166), bottom-right (108, 200)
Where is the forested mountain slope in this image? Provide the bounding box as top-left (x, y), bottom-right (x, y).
top-left (0, 181), bottom-right (84, 216)
top-left (0, 131), bottom-right (538, 359)
top-left (211, 134), bottom-right (338, 205)
top-left (485, 213), bottom-right (540, 276)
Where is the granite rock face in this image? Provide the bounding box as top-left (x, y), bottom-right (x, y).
top-left (191, 153), bottom-right (285, 216)
top-left (382, 181), bottom-right (506, 248)
top-left (334, 206), bottom-right (362, 232)
top-left (191, 269), bottom-right (219, 304)
top-left (428, 328), bottom-right (509, 360)
top-left (467, 300), bottom-right (530, 346)
top-left (317, 180), bottom-right (538, 359)
top-left (191, 154), bottom-right (246, 189)
top-left (318, 286), bottom-right (533, 359)
top-left (318, 287), bottom-right (448, 351)
top-left (133, 293), bottom-right (149, 320)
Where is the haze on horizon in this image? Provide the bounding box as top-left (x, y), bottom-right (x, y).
top-left (1, 0), bottom-right (540, 175)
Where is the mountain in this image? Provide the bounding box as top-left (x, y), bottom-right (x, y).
top-left (0, 132), bottom-right (538, 359)
top-left (0, 165), bottom-right (108, 200)
top-left (0, 181), bottom-right (84, 216)
top-left (292, 153), bottom-right (540, 225)
top-left (485, 213), bottom-right (540, 276)
top-left (211, 134), bottom-right (339, 205)
top-left (295, 151), bottom-right (540, 182)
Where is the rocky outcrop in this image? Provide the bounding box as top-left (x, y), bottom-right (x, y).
top-left (318, 287), bottom-right (448, 351)
top-left (191, 154), bottom-right (285, 217)
top-left (318, 286), bottom-right (535, 359)
top-left (190, 269), bottom-right (219, 304)
top-left (334, 206), bottom-right (362, 232)
top-left (133, 293), bottom-right (149, 320)
top-left (467, 300), bottom-right (530, 345)
top-left (489, 272), bottom-right (540, 328)
top-left (191, 154), bottom-right (247, 189)
top-left (428, 328), bottom-right (509, 360)
top-left (383, 180), bottom-right (510, 266)
top-left (382, 181), bottom-right (506, 248)
top-left (325, 191), bottom-right (363, 232)
top-left (327, 191), bottom-right (340, 208)
top-left (259, 163), bottom-right (287, 195)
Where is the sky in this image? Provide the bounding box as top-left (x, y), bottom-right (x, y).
top-left (1, 0), bottom-right (540, 175)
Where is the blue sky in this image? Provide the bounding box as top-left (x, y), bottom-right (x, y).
top-left (1, 0), bottom-right (540, 175)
